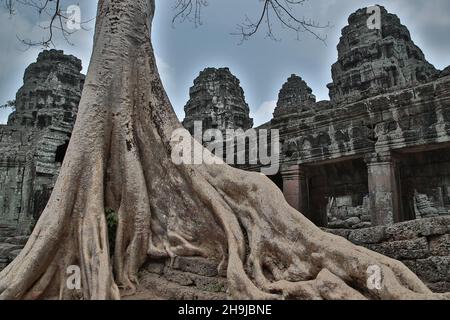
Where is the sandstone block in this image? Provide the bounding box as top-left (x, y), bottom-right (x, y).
top-left (429, 234), bottom-right (450, 256)
top-left (385, 217), bottom-right (449, 241)
top-left (403, 257), bottom-right (450, 283)
top-left (348, 226), bottom-right (386, 244)
top-left (171, 257), bottom-right (219, 277)
top-left (366, 237), bottom-right (429, 260)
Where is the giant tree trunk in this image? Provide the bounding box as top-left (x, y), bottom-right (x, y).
top-left (0, 0), bottom-right (448, 300)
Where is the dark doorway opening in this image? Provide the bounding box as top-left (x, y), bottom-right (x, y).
top-left (55, 140), bottom-right (70, 163)
top-left (307, 158), bottom-right (369, 227)
top-left (398, 147), bottom-right (450, 221)
top-left (268, 172), bottom-right (283, 191)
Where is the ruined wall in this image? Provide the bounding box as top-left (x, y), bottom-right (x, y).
top-left (327, 216), bottom-right (450, 293)
top-left (0, 127), bottom-right (31, 227)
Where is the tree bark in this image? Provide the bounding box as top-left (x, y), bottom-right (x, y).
top-left (0, 0), bottom-right (448, 300)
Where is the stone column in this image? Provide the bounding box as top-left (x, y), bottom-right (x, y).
top-left (280, 165), bottom-right (309, 215)
top-left (365, 152), bottom-right (401, 226)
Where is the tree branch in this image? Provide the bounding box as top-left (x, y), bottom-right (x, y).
top-left (173, 0), bottom-right (330, 43)
top-left (2, 0), bottom-right (93, 48)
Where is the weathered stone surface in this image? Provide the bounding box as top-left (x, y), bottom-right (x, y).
top-left (0, 243), bottom-right (22, 256)
top-left (429, 234), bottom-right (450, 256)
top-left (0, 49), bottom-right (84, 231)
top-left (0, 260), bottom-right (8, 271)
top-left (0, 229), bottom-right (16, 238)
top-left (7, 249), bottom-right (22, 261)
top-left (324, 228), bottom-right (351, 239)
top-left (132, 256), bottom-right (228, 300)
top-left (135, 271), bottom-right (227, 300)
top-left (164, 269), bottom-right (227, 293)
top-left (276, 74), bottom-right (316, 110)
top-left (142, 260), bottom-right (165, 275)
top-left (4, 236), bottom-right (29, 246)
top-left (182, 67), bottom-right (253, 137)
top-left (441, 66), bottom-right (450, 78)
top-left (271, 74), bottom-right (322, 130)
top-left (385, 217), bottom-right (450, 241)
top-left (353, 222), bottom-right (372, 229)
top-left (326, 216), bottom-right (450, 292)
top-left (348, 226), bottom-right (386, 244)
top-left (426, 282), bottom-right (450, 294)
top-left (327, 6), bottom-right (439, 105)
top-left (403, 257), bottom-right (450, 283)
top-left (8, 49), bottom-right (84, 129)
top-left (366, 237), bottom-right (429, 260)
top-left (171, 256), bottom-right (219, 277)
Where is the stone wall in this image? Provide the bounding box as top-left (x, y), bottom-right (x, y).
top-left (0, 224), bottom-right (28, 271)
top-left (129, 257), bottom-right (227, 300)
top-left (327, 216), bottom-right (450, 293)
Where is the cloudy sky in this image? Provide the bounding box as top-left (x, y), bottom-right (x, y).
top-left (1, 0), bottom-right (450, 126)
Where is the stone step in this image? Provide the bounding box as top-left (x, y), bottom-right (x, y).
top-left (171, 256), bottom-right (220, 277)
top-left (163, 269), bottom-right (227, 294)
top-left (132, 270), bottom-right (227, 300)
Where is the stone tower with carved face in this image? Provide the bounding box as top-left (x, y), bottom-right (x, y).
top-left (182, 67), bottom-right (253, 137)
top-left (327, 6), bottom-right (439, 105)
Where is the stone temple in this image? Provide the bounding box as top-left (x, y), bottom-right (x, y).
top-left (1, 7), bottom-right (450, 292)
top-left (184, 6), bottom-right (450, 230)
top-left (180, 6), bottom-right (450, 292)
top-left (267, 6), bottom-right (450, 229)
